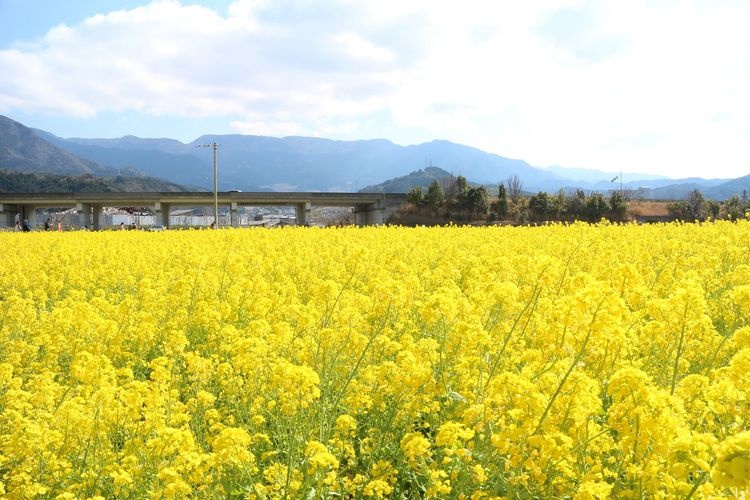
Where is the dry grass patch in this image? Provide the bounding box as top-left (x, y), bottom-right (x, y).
top-left (628, 200), bottom-right (670, 217)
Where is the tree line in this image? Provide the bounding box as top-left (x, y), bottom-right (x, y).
top-left (666, 188), bottom-right (750, 221)
top-left (406, 174), bottom-right (750, 224)
top-left (406, 174), bottom-right (628, 223)
top-left (0, 170), bottom-right (118, 193)
top-left (0, 169), bottom-right (188, 193)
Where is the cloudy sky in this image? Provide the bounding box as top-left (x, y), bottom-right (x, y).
top-left (1, 0), bottom-right (749, 179)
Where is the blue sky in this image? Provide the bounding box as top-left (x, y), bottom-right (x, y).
top-left (1, 0), bottom-right (749, 179)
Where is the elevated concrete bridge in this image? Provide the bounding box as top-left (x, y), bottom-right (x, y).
top-left (0, 191), bottom-right (407, 229)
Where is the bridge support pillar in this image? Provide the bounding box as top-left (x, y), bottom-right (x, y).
top-left (368, 201), bottom-right (385, 225)
top-left (353, 205), bottom-right (366, 226)
top-left (92, 205), bottom-right (103, 230)
top-left (296, 202), bottom-right (311, 226)
top-left (23, 205), bottom-right (38, 229)
top-left (353, 202), bottom-right (384, 226)
top-left (0, 204), bottom-right (20, 228)
top-left (0, 210), bottom-right (15, 228)
top-left (230, 202), bottom-right (239, 227)
top-left (76, 203), bottom-right (91, 229)
top-left (154, 202), bottom-right (170, 228)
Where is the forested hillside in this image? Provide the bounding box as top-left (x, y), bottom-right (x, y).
top-left (0, 169), bottom-right (189, 193)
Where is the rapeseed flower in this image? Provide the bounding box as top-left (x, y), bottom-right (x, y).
top-left (1, 222), bottom-right (750, 497)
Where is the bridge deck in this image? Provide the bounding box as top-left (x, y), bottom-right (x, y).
top-left (0, 191), bottom-right (405, 206)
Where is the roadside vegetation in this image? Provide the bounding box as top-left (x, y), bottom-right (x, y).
top-left (400, 174), bottom-right (750, 225)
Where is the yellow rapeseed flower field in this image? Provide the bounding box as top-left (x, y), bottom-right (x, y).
top-left (1, 222), bottom-right (749, 498)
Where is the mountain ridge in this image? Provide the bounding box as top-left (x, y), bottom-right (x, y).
top-left (0, 116), bottom-right (192, 192)
top-left (0, 115), bottom-right (115, 176)
top-left (2, 115), bottom-right (749, 199)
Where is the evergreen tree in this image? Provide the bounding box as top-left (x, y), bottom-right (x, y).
top-left (425, 180), bottom-right (445, 216)
top-left (608, 191), bottom-right (627, 221)
top-left (585, 193), bottom-right (608, 222)
top-left (528, 191), bottom-right (551, 222)
top-left (407, 186), bottom-right (424, 206)
top-left (566, 189), bottom-right (586, 221)
top-left (465, 186), bottom-right (489, 219)
top-left (494, 182), bottom-right (509, 219)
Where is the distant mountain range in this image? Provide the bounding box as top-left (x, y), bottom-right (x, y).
top-left (1, 114), bottom-right (749, 199)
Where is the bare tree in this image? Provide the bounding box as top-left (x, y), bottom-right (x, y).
top-left (685, 188), bottom-right (705, 218)
top-left (620, 188), bottom-right (636, 202)
top-left (441, 174), bottom-right (459, 202)
top-left (507, 174), bottom-right (523, 205)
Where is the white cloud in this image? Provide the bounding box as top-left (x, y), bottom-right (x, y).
top-left (0, 0), bottom-right (749, 177)
top-left (229, 118), bottom-right (305, 137)
top-left (333, 33), bottom-right (395, 64)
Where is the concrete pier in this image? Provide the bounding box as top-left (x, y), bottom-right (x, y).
top-left (154, 202), bottom-right (170, 228)
top-left (296, 202), bottom-right (311, 226)
top-left (0, 204), bottom-right (20, 227)
top-left (353, 200), bottom-right (385, 226)
top-left (230, 202), bottom-right (239, 227)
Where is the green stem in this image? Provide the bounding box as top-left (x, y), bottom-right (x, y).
top-left (330, 302), bottom-right (391, 411)
top-left (320, 263), bottom-right (358, 329)
top-left (533, 295), bottom-right (606, 435)
top-left (484, 267), bottom-right (548, 391)
top-left (670, 302), bottom-right (689, 395)
top-left (685, 471), bottom-right (708, 499)
top-left (555, 243), bottom-right (582, 297)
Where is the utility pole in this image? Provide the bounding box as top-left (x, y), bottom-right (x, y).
top-left (196, 142), bottom-right (219, 228)
top-left (611, 170), bottom-right (624, 196)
